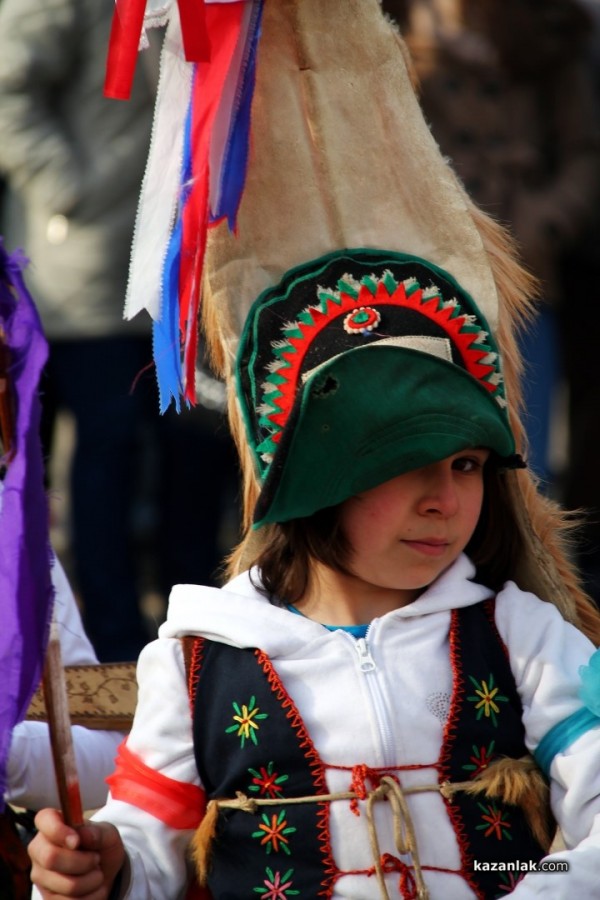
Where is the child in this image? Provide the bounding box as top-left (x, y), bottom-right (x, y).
top-left (28, 2), bottom-right (600, 898)
top-left (28, 249), bottom-right (600, 899)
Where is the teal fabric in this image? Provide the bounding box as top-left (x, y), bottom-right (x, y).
top-left (327, 622), bottom-right (369, 639)
top-left (579, 648), bottom-right (600, 715)
top-left (534, 707), bottom-right (600, 777)
top-left (286, 604), bottom-right (369, 639)
top-left (534, 649), bottom-right (600, 776)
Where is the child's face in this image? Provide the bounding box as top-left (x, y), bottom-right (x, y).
top-left (339, 448), bottom-right (489, 603)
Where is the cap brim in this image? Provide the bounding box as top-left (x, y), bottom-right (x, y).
top-left (254, 346), bottom-right (515, 525)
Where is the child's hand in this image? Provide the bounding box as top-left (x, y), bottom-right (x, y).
top-left (29, 808), bottom-right (126, 898)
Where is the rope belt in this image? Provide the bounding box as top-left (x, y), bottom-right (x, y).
top-left (200, 776), bottom-right (481, 900)
top-left (192, 756), bottom-right (551, 900)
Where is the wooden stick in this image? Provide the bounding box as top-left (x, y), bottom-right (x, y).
top-left (42, 622), bottom-right (84, 828)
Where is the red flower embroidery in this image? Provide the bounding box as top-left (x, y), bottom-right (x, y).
top-left (462, 740), bottom-right (496, 777)
top-left (252, 810), bottom-right (296, 855)
top-left (248, 762), bottom-right (289, 799)
top-left (476, 803), bottom-right (512, 841)
top-left (497, 871), bottom-right (524, 892)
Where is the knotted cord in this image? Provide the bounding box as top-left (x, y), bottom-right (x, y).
top-left (199, 777), bottom-right (452, 899)
top-left (192, 755), bottom-right (552, 899)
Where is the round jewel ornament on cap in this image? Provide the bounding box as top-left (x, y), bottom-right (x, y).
top-left (343, 307), bottom-right (381, 335)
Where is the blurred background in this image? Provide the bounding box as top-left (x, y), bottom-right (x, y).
top-left (0, 0), bottom-right (241, 662)
top-left (383, 0), bottom-right (600, 603)
top-left (0, 0), bottom-right (599, 669)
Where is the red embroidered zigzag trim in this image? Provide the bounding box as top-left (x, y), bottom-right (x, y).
top-left (437, 609), bottom-right (484, 899)
top-left (255, 648), bottom-right (338, 897)
top-left (187, 636), bottom-right (205, 714)
top-left (264, 276), bottom-right (501, 441)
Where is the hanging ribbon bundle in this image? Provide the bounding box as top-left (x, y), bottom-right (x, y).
top-left (157, 1), bottom-right (263, 410)
top-left (105, 0), bottom-right (263, 411)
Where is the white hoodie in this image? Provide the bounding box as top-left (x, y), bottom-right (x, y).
top-left (86, 555), bottom-right (600, 900)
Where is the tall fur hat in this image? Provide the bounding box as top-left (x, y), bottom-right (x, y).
top-left (112, 0), bottom-right (600, 642)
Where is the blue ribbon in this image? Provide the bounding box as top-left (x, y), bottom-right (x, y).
top-left (154, 92), bottom-right (195, 412)
top-left (534, 649), bottom-right (600, 776)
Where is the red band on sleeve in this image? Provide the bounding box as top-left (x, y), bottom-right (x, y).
top-left (106, 740), bottom-right (206, 830)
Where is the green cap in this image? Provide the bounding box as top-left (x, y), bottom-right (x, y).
top-left (235, 249), bottom-right (518, 526)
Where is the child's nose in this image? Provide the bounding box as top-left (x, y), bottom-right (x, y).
top-left (418, 469), bottom-right (459, 517)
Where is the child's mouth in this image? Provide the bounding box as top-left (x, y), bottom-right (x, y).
top-left (403, 539), bottom-right (449, 557)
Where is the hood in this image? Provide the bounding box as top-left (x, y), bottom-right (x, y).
top-left (159, 554), bottom-right (494, 659)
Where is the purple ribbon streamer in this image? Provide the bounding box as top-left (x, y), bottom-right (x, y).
top-left (0, 241), bottom-right (54, 809)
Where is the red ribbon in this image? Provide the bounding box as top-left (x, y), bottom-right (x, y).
top-left (178, 0), bottom-right (211, 62)
top-left (105, 0), bottom-right (211, 100)
top-left (178, 2), bottom-right (245, 402)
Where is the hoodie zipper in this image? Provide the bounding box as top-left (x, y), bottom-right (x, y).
top-left (350, 630), bottom-right (397, 766)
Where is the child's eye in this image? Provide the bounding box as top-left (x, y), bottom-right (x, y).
top-left (452, 454), bottom-right (486, 473)
top-left (453, 457), bottom-right (476, 473)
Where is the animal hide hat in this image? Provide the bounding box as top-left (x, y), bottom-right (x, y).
top-left (110, 0), bottom-right (600, 643)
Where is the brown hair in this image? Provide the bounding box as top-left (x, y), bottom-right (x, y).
top-left (251, 505), bottom-right (352, 605)
top-left (465, 466), bottom-right (525, 592)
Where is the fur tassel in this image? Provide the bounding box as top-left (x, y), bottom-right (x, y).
top-left (443, 755), bottom-right (555, 851)
top-left (190, 799), bottom-right (220, 886)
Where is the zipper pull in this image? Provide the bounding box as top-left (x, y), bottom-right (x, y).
top-left (356, 637), bottom-right (376, 672)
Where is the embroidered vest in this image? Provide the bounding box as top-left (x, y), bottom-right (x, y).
top-left (187, 639), bottom-right (336, 898)
top-left (186, 600), bottom-right (549, 899)
top-left (439, 601), bottom-right (549, 897)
